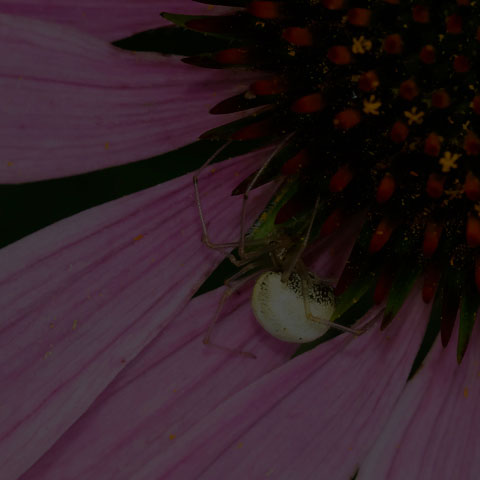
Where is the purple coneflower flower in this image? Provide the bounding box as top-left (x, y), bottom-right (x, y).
top-left (1, 1), bottom-right (480, 479)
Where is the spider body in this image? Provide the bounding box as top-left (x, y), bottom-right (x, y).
top-left (194, 142), bottom-right (366, 357)
top-left (252, 271), bottom-right (335, 343)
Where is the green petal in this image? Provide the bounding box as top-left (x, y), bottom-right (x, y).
top-left (457, 281), bottom-right (479, 364)
top-left (408, 278), bottom-right (444, 380)
top-left (293, 273), bottom-right (376, 358)
top-left (113, 26), bottom-right (237, 56)
top-left (382, 261), bottom-right (422, 329)
top-left (1, 140), bottom-right (265, 248)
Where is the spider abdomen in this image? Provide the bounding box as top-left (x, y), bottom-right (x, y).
top-left (251, 271), bottom-right (335, 343)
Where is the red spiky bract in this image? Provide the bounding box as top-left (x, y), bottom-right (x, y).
top-left (426, 173), bottom-right (445, 198)
top-left (247, 1), bottom-right (281, 19)
top-left (369, 219), bottom-right (394, 253)
top-left (251, 77), bottom-right (287, 96)
top-left (291, 93), bottom-right (324, 114)
top-left (466, 215), bottom-right (480, 247)
top-left (319, 208), bottom-right (343, 237)
top-left (376, 174), bottom-right (395, 203)
top-left (422, 265), bottom-right (441, 303)
top-left (423, 222), bottom-right (443, 257)
top-left (282, 27), bottom-right (314, 46)
top-left (329, 165), bottom-right (353, 193)
top-left (464, 172), bottom-right (480, 201)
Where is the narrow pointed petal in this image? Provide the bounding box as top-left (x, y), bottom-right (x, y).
top-left (0, 1), bottom-right (233, 41)
top-left (0, 14), bottom-right (255, 183)
top-left (100, 288), bottom-right (426, 479)
top-left (358, 321), bottom-right (480, 480)
top-left (17, 216), bottom-right (366, 479)
top-left (0, 150), bottom-right (274, 479)
top-left (128, 290), bottom-right (427, 479)
top-left (20, 287), bottom-right (296, 480)
top-left (306, 213), bottom-right (365, 278)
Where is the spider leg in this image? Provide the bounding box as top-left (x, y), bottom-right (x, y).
top-left (238, 133), bottom-right (295, 258)
top-left (227, 239), bottom-right (275, 267)
top-left (193, 136), bottom-right (290, 264)
top-left (203, 263), bottom-right (268, 359)
top-left (281, 194), bottom-right (321, 283)
top-left (230, 239), bottom-right (290, 268)
top-left (297, 262), bottom-right (365, 336)
top-left (193, 141), bottom-right (240, 256)
top-left (355, 307), bottom-right (383, 334)
top-left (224, 261), bottom-right (266, 288)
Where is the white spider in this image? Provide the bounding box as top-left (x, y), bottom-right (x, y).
top-left (193, 140), bottom-right (365, 358)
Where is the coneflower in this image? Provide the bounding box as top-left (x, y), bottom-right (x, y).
top-left (2, 2), bottom-right (480, 479)
top-left (120, 0), bottom-right (480, 366)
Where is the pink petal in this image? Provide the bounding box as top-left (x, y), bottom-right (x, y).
top-left (22, 282), bottom-right (429, 477)
top-left (306, 212), bottom-right (365, 279)
top-left (20, 287), bottom-right (296, 479)
top-left (130, 289), bottom-right (428, 479)
top-left (358, 319), bottom-right (480, 480)
top-left (0, 150), bottom-right (275, 479)
top-left (18, 208), bottom-right (362, 479)
top-left (0, 14), bottom-right (257, 183)
top-left (0, 1), bottom-right (233, 41)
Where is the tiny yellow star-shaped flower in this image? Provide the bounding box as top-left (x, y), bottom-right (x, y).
top-left (439, 151), bottom-right (461, 173)
top-left (444, 182), bottom-right (464, 200)
top-left (363, 95), bottom-right (382, 115)
top-left (404, 106), bottom-right (424, 125)
top-left (352, 36), bottom-right (372, 54)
